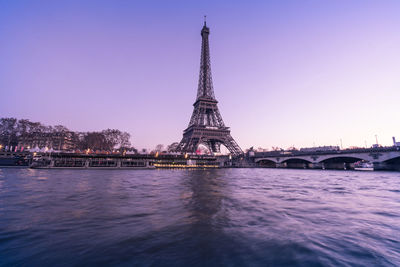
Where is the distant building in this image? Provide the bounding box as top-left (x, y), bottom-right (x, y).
top-left (18, 132), bottom-right (76, 150)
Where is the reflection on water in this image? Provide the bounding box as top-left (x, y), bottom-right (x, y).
top-left (182, 170), bottom-right (227, 224)
top-left (0, 168), bottom-right (399, 266)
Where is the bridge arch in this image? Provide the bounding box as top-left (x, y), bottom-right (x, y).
top-left (318, 156), bottom-right (365, 170)
top-left (257, 159), bottom-right (276, 168)
top-left (383, 155), bottom-right (400, 162)
top-left (317, 155), bottom-right (368, 163)
top-left (381, 156), bottom-right (400, 171)
top-left (254, 158), bottom-right (278, 163)
top-left (280, 158), bottom-right (312, 169)
top-left (281, 158), bottom-right (312, 163)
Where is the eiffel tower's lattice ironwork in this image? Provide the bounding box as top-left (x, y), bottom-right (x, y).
top-left (177, 21), bottom-right (243, 156)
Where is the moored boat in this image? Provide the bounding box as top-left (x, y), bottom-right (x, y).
top-left (354, 161), bottom-right (374, 171)
top-left (28, 152), bottom-right (221, 169)
top-left (30, 154), bottom-right (155, 169)
top-left (0, 152), bottom-right (31, 167)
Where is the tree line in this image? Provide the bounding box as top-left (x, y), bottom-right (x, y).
top-left (0, 118), bottom-right (134, 152)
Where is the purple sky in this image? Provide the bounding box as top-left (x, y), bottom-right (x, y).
top-left (1, 0), bottom-right (399, 151)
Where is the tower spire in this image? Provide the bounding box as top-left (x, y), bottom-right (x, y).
top-left (197, 17), bottom-right (215, 100)
top-left (204, 15), bottom-right (206, 26)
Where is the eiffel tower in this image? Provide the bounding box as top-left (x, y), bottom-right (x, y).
top-left (177, 20), bottom-right (243, 156)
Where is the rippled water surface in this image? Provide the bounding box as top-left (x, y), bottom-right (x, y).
top-left (0, 168), bottom-right (399, 266)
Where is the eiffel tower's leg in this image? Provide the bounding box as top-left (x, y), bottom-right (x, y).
top-left (187, 137), bottom-right (202, 153)
top-left (223, 135), bottom-right (243, 156)
top-left (177, 136), bottom-right (189, 152)
top-left (210, 141), bottom-right (221, 153)
top-left (178, 136), bottom-right (194, 152)
top-left (199, 139), bottom-right (212, 154)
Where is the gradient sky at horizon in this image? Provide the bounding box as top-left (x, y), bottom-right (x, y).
top-left (1, 0), bottom-right (399, 151)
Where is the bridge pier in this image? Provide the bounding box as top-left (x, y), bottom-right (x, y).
top-left (276, 162), bottom-right (286, 168)
top-left (309, 163), bottom-right (323, 169)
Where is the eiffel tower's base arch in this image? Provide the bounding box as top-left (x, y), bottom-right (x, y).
top-left (176, 127), bottom-right (242, 156)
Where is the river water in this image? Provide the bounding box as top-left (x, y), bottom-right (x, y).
top-left (0, 168), bottom-right (399, 266)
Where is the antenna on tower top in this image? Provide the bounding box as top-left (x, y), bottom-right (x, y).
top-left (204, 15), bottom-right (207, 26)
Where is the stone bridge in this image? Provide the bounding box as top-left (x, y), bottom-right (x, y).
top-left (253, 148), bottom-right (400, 170)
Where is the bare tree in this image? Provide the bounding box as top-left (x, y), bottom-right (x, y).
top-left (0, 117), bottom-right (136, 152)
top-left (154, 144), bottom-right (164, 152)
top-left (167, 142), bottom-right (179, 152)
